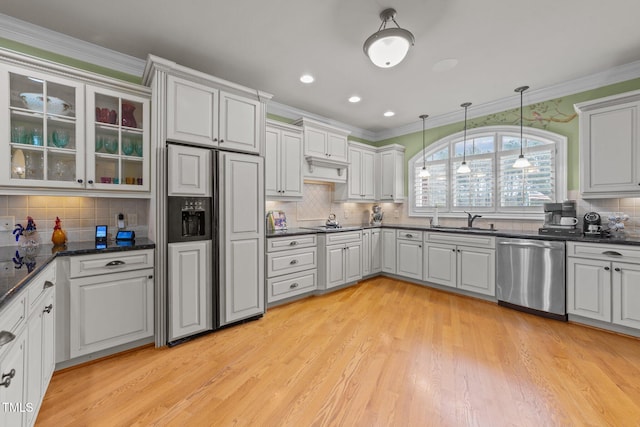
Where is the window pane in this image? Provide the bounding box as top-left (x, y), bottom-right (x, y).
top-left (415, 163), bottom-right (447, 208)
top-left (499, 149), bottom-right (554, 207)
top-left (455, 137), bottom-right (495, 157)
top-left (501, 136), bottom-right (521, 151)
top-left (452, 158), bottom-right (493, 207)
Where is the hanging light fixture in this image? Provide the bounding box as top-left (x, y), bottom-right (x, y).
top-left (418, 114), bottom-right (430, 178)
top-left (363, 8), bottom-right (415, 68)
top-left (513, 85), bottom-right (531, 168)
top-left (457, 102), bottom-right (472, 174)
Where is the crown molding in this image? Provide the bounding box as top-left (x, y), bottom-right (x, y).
top-left (0, 13), bottom-right (145, 77)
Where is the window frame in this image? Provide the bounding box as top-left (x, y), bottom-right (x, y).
top-left (408, 125), bottom-right (567, 219)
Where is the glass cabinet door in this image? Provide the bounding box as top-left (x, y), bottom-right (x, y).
top-left (86, 86), bottom-right (149, 191)
top-left (2, 68), bottom-right (84, 187)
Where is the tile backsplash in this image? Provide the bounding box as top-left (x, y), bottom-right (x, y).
top-left (266, 184), bottom-right (640, 237)
top-left (0, 195), bottom-right (149, 247)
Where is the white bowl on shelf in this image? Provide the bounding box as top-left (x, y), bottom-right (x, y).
top-left (20, 93), bottom-right (73, 116)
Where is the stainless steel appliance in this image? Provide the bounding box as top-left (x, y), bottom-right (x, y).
top-left (496, 237), bottom-right (567, 320)
top-left (539, 200), bottom-right (581, 237)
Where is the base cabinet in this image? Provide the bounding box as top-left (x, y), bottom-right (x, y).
top-left (266, 234), bottom-right (317, 304)
top-left (317, 231), bottom-right (362, 290)
top-left (381, 229), bottom-right (397, 274)
top-left (168, 241), bottom-right (212, 341)
top-left (612, 262), bottom-right (640, 329)
top-left (371, 229), bottom-right (382, 274)
top-left (396, 230), bottom-right (423, 281)
top-left (0, 331), bottom-right (26, 427)
top-left (567, 258), bottom-right (611, 321)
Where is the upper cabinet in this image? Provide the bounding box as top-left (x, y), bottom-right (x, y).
top-left (0, 51), bottom-right (151, 194)
top-left (146, 56), bottom-right (272, 155)
top-left (293, 117), bottom-right (350, 183)
top-left (575, 90), bottom-right (640, 198)
top-left (265, 120), bottom-right (303, 199)
top-left (377, 144), bottom-right (405, 202)
top-left (334, 142), bottom-right (376, 202)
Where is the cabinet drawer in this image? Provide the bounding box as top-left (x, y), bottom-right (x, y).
top-left (397, 230), bottom-right (423, 241)
top-left (325, 231), bottom-right (362, 245)
top-left (267, 234), bottom-right (317, 252)
top-left (0, 294), bottom-right (25, 336)
top-left (267, 247), bottom-right (317, 278)
top-left (27, 262), bottom-right (56, 310)
top-left (70, 249), bottom-right (154, 278)
top-left (268, 270), bottom-right (317, 303)
top-left (425, 232), bottom-right (495, 249)
top-left (567, 241), bottom-right (640, 262)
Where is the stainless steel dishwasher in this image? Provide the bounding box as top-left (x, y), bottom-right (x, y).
top-left (496, 237), bottom-right (567, 321)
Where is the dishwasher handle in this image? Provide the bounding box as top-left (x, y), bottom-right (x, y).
top-left (498, 241), bottom-right (560, 249)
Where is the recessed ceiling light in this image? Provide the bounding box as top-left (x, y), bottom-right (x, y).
top-left (300, 74), bottom-right (314, 84)
top-left (348, 96), bottom-right (361, 103)
top-left (383, 111), bottom-right (395, 117)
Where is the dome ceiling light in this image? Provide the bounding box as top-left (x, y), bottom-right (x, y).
top-left (363, 8), bottom-right (415, 68)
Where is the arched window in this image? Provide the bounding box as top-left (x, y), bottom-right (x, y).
top-left (408, 125), bottom-right (567, 218)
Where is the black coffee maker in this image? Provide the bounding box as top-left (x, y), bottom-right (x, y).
top-left (583, 212), bottom-right (603, 236)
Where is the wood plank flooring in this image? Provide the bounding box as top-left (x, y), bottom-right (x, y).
top-left (37, 277), bottom-right (640, 426)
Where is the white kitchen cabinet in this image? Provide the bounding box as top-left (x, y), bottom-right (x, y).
top-left (166, 74), bottom-right (262, 154)
top-left (575, 90), bottom-right (640, 198)
top-left (377, 145), bottom-right (405, 202)
top-left (396, 230), bottom-right (423, 281)
top-left (69, 250), bottom-right (154, 358)
top-left (567, 257), bottom-right (612, 322)
top-left (370, 228), bottom-right (382, 274)
top-left (219, 152), bottom-right (265, 325)
top-left (424, 232), bottom-right (496, 296)
top-left (168, 241), bottom-right (212, 341)
top-left (0, 56), bottom-right (151, 194)
top-left (334, 142), bottom-right (376, 202)
top-left (317, 231), bottom-right (362, 290)
top-left (0, 328), bottom-right (26, 427)
top-left (362, 229), bottom-right (371, 276)
top-left (167, 144), bottom-right (211, 196)
top-left (381, 228), bottom-right (397, 274)
top-left (266, 234), bottom-right (317, 304)
top-left (293, 117), bottom-right (350, 182)
top-left (612, 262), bottom-right (640, 329)
top-left (265, 120), bottom-right (303, 199)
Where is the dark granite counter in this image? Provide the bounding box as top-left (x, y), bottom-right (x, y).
top-left (0, 238), bottom-right (155, 309)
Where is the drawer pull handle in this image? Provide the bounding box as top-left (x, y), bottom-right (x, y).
top-left (290, 282), bottom-right (299, 289)
top-left (614, 267), bottom-right (621, 272)
top-left (106, 260), bottom-right (126, 267)
top-left (406, 234), bottom-right (413, 238)
top-left (290, 259), bottom-right (298, 265)
top-left (43, 304), bottom-right (53, 314)
top-left (0, 331), bottom-right (16, 347)
top-left (0, 368), bottom-right (16, 388)
top-left (43, 281), bottom-right (54, 289)
top-left (289, 241), bottom-right (298, 246)
top-left (602, 251), bottom-right (622, 257)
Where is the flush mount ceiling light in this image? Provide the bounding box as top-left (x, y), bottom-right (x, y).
top-left (513, 85), bottom-right (531, 168)
top-left (457, 102), bottom-right (472, 174)
top-left (419, 114), bottom-right (430, 178)
top-left (363, 8), bottom-right (415, 68)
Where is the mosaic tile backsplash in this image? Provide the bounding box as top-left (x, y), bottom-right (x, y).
top-left (0, 195), bottom-right (149, 247)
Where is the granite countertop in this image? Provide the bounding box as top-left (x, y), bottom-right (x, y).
top-left (0, 238), bottom-right (155, 310)
top-left (266, 224), bottom-right (640, 246)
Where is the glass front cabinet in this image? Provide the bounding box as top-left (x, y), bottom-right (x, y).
top-left (0, 63), bottom-right (150, 192)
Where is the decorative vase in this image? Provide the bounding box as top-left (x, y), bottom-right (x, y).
top-left (121, 102), bottom-right (137, 128)
top-left (51, 216), bottom-right (67, 246)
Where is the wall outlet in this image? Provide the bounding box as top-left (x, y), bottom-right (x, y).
top-left (0, 216), bottom-right (15, 232)
top-left (127, 213), bottom-right (138, 227)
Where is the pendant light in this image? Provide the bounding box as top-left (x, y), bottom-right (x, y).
top-left (363, 8), bottom-right (415, 68)
top-left (456, 102), bottom-right (472, 174)
top-left (513, 85), bottom-right (531, 168)
top-left (418, 114), bottom-right (430, 178)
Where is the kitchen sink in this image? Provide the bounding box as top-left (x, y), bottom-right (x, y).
top-left (302, 225), bottom-right (364, 232)
top-left (431, 225), bottom-right (498, 232)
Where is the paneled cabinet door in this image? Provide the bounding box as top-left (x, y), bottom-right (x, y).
top-left (327, 133), bottom-right (348, 161)
top-left (347, 148), bottom-right (375, 200)
top-left (424, 243), bottom-right (457, 288)
top-left (218, 92), bottom-right (261, 154)
top-left (567, 258), bottom-right (612, 322)
top-left (361, 230), bottom-right (371, 276)
top-left (326, 245), bottom-right (346, 289)
top-left (168, 241), bottom-right (212, 341)
top-left (0, 331), bottom-right (26, 427)
top-left (167, 144), bottom-right (211, 196)
top-left (397, 239), bottom-right (423, 281)
top-left (381, 229), bottom-right (396, 274)
top-left (166, 75), bottom-right (219, 147)
top-left (0, 65), bottom-right (84, 188)
top-left (345, 243), bottom-right (362, 283)
top-left (457, 246), bottom-right (495, 296)
top-left (612, 262), bottom-right (640, 329)
top-left (219, 152), bottom-right (265, 325)
top-left (371, 229), bottom-right (382, 273)
top-left (265, 125), bottom-right (303, 198)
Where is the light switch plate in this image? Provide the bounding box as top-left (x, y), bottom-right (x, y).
top-left (0, 216), bottom-right (14, 232)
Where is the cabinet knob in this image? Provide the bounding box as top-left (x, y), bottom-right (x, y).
top-left (88, 179), bottom-right (94, 184)
top-left (406, 234), bottom-right (413, 238)
top-left (148, 275), bottom-right (153, 279)
top-left (220, 139), bottom-right (224, 143)
top-left (290, 282), bottom-right (299, 289)
top-left (614, 267), bottom-right (621, 272)
top-left (604, 266), bottom-right (610, 271)
top-left (290, 259), bottom-right (298, 265)
top-left (213, 138), bottom-right (218, 142)
top-left (43, 304), bottom-right (53, 314)
top-left (0, 368), bottom-right (16, 388)
top-left (77, 179), bottom-right (83, 184)
top-left (289, 241), bottom-right (298, 246)
top-left (452, 249), bottom-right (456, 252)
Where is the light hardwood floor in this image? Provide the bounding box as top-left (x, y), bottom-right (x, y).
top-left (37, 276), bottom-right (640, 426)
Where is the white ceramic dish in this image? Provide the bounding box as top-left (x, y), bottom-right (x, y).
top-left (20, 93), bottom-right (73, 116)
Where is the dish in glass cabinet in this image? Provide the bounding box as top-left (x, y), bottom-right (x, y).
top-left (103, 138), bottom-right (118, 154)
top-left (20, 93), bottom-right (73, 116)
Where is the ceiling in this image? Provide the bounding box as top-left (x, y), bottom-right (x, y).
top-left (1, 0), bottom-right (640, 136)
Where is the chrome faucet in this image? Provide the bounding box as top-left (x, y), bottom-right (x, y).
top-left (465, 211), bottom-right (482, 228)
